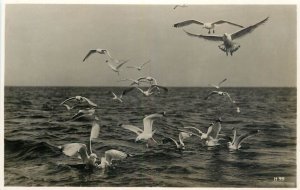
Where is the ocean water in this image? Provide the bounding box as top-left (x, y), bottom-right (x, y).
top-left (4, 87), bottom-right (296, 187)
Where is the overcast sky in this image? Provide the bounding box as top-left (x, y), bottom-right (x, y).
top-left (4, 4), bottom-right (296, 87)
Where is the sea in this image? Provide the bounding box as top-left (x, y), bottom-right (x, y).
top-left (4, 87), bottom-right (296, 187)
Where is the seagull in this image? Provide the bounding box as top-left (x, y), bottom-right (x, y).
top-left (209, 78), bottom-right (227, 89)
top-left (118, 78), bottom-right (141, 86)
top-left (137, 76), bottom-right (158, 85)
top-left (174, 20), bottom-right (244, 34)
top-left (120, 112), bottom-right (166, 146)
top-left (71, 108), bottom-right (99, 121)
top-left (185, 119), bottom-right (223, 147)
top-left (127, 60), bottom-right (151, 71)
top-left (105, 59), bottom-right (129, 75)
top-left (60, 96), bottom-right (97, 110)
top-left (182, 17), bottom-right (269, 55)
top-left (83, 49), bottom-right (113, 62)
top-left (173, 4), bottom-right (188, 10)
top-left (163, 132), bottom-right (193, 150)
top-left (227, 128), bottom-right (260, 150)
top-left (59, 121), bottom-right (100, 169)
top-left (135, 85), bottom-right (168, 97)
top-left (110, 87), bottom-right (135, 103)
top-left (204, 90), bottom-right (235, 103)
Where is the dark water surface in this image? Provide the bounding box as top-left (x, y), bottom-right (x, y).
top-left (4, 87), bottom-right (296, 187)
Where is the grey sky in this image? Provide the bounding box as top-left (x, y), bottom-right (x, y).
top-left (4, 4), bottom-right (296, 87)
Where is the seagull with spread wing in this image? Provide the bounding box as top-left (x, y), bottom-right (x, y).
top-left (120, 112), bottom-right (166, 146)
top-left (127, 60), bottom-right (151, 71)
top-left (110, 87), bottom-right (135, 103)
top-left (209, 78), bottom-right (227, 89)
top-left (204, 90), bottom-right (235, 103)
top-left (182, 17), bottom-right (269, 55)
top-left (60, 96), bottom-right (97, 110)
top-left (82, 49), bottom-right (113, 62)
top-left (135, 85), bottom-right (168, 97)
top-left (174, 19), bottom-right (244, 34)
top-left (227, 128), bottom-right (260, 150)
top-left (105, 59), bottom-right (129, 75)
top-left (71, 108), bottom-right (99, 121)
top-left (163, 131), bottom-right (193, 150)
top-left (173, 4), bottom-right (188, 10)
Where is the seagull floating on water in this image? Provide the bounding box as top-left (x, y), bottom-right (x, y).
top-left (174, 20), bottom-right (244, 34)
top-left (163, 131), bottom-right (193, 150)
top-left (127, 60), bottom-right (151, 71)
top-left (209, 78), bottom-right (227, 89)
top-left (59, 122), bottom-right (129, 169)
top-left (60, 96), bottom-right (97, 110)
top-left (182, 17), bottom-right (269, 55)
top-left (120, 112), bottom-right (166, 147)
top-left (227, 128), bottom-right (260, 150)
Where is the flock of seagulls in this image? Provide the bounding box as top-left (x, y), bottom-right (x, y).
top-left (54, 5), bottom-right (268, 171)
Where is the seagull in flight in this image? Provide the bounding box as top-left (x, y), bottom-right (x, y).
top-left (120, 112), bottom-right (166, 146)
top-left (163, 131), bottom-right (193, 150)
top-left (182, 17), bottom-right (269, 55)
top-left (59, 122), bottom-right (129, 169)
top-left (60, 96), bottom-right (97, 110)
top-left (135, 85), bottom-right (168, 97)
top-left (110, 87), bottom-right (135, 103)
top-left (105, 59), bottom-right (129, 75)
top-left (127, 60), bottom-right (151, 71)
top-left (173, 4), bottom-right (188, 10)
top-left (118, 78), bottom-right (141, 86)
top-left (83, 49), bottom-right (113, 62)
top-left (227, 128), bottom-right (260, 150)
top-left (209, 78), bottom-right (227, 89)
top-left (184, 119), bottom-right (223, 147)
top-left (70, 108), bottom-right (99, 121)
top-left (137, 76), bottom-right (158, 85)
top-left (174, 20), bottom-right (244, 34)
top-left (204, 90), bottom-right (235, 103)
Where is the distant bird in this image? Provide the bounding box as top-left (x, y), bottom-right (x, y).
top-left (137, 76), bottom-right (158, 85)
top-left (110, 88), bottom-right (135, 103)
top-left (174, 20), bottom-right (244, 34)
top-left (135, 85), bottom-right (168, 97)
top-left (105, 59), bottom-right (129, 75)
top-left (118, 78), bottom-right (141, 86)
top-left (173, 4), bottom-right (188, 10)
top-left (120, 112), bottom-right (166, 146)
top-left (71, 108), bottom-right (99, 121)
top-left (185, 118), bottom-right (223, 147)
top-left (83, 49), bottom-right (113, 62)
top-left (163, 132), bottom-right (193, 150)
top-left (127, 60), bottom-right (151, 71)
top-left (209, 78), bottom-right (227, 89)
top-left (60, 96), bottom-right (97, 110)
top-left (204, 90), bottom-right (235, 103)
top-left (227, 128), bottom-right (260, 150)
top-left (182, 17), bottom-right (269, 55)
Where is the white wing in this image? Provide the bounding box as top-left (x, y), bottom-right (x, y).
top-left (235, 130), bottom-right (260, 147)
top-left (179, 132), bottom-right (192, 145)
top-left (167, 137), bottom-right (179, 147)
top-left (105, 149), bottom-right (128, 165)
top-left (224, 92), bottom-right (234, 103)
top-left (116, 59), bottom-right (130, 69)
top-left (140, 60), bottom-right (151, 68)
top-left (212, 20), bottom-right (244, 28)
top-left (218, 78), bottom-right (227, 86)
top-left (231, 17), bottom-right (269, 40)
top-left (183, 127), bottom-right (203, 135)
top-left (143, 113), bottom-right (165, 134)
top-left (111, 91), bottom-right (118, 99)
top-left (208, 122), bottom-right (222, 139)
top-left (174, 20), bottom-right (204, 27)
top-left (59, 143), bottom-right (89, 163)
top-left (121, 124), bottom-right (143, 135)
top-left (60, 97), bottom-right (76, 105)
top-left (183, 29), bottom-right (223, 41)
top-left (90, 121), bottom-right (100, 153)
top-left (81, 97), bottom-right (98, 107)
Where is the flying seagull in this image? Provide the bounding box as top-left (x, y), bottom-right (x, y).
top-left (182, 17), bottom-right (269, 55)
top-left (105, 59), bottom-right (129, 75)
top-left (118, 78), bottom-right (140, 86)
top-left (135, 85), bottom-right (168, 97)
top-left (174, 20), bottom-right (244, 34)
top-left (137, 76), bottom-right (158, 85)
top-left (83, 49), bottom-right (113, 62)
top-left (227, 128), bottom-right (260, 150)
top-left (209, 78), bottom-right (227, 89)
top-left (71, 108), bottom-right (99, 121)
top-left (60, 96), bottom-right (97, 110)
top-left (110, 87), bottom-right (135, 103)
top-left (204, 90), bottom-right (235, 103)
top-left (173, 4), bottom-right (188, 10)
top-left (120, 112), bottom-right (166, 146)
top-left (59, 122), bottom-right (129, 169)
top-left (163, 131), bottom-right (193, 150)
top-left (127, 60), bottom-right (151, 71)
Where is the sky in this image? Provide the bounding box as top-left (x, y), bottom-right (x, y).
top-left (4, 4), bottom-right (297, 87)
